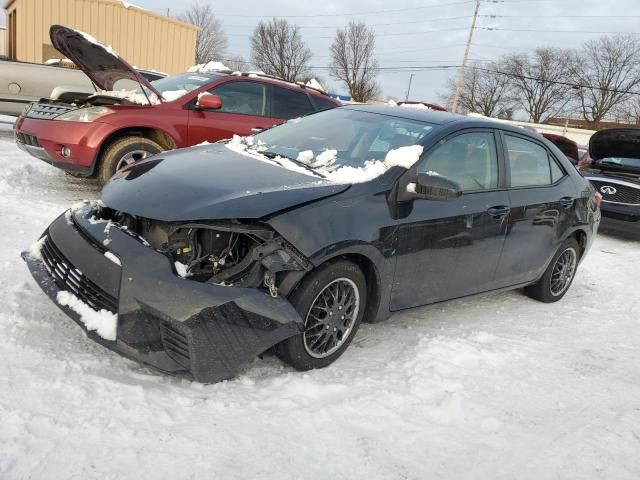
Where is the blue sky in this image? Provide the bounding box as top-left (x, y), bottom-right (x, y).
top-left (4, 0), bottom-right (640, 101)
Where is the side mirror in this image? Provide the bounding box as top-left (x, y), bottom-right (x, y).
top-left (407, 173), bottom-right (462, 201)
top-left (196, 93), bottom-right (222, 110)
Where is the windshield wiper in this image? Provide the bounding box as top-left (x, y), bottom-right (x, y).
top-left (261, 151), bottom-right (326, 178)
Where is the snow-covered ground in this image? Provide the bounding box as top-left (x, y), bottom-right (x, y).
top-left (1, 127), bottom-right (639, 480)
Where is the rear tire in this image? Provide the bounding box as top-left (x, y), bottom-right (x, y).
top-left (276, 260), bottom-right (367, 371)
top-left (96, 136), bottom-right (163, 183)
top-left (525, 237), bottom-right (580, 303)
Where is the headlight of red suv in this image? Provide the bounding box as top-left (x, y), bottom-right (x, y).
top-left (55, 106), bottom-right (114, 122)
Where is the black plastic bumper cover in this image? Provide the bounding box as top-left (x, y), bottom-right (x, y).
top-left (22, 202), bottom-right (304, 383)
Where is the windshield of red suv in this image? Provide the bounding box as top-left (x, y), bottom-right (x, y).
top-left (143, 73), bottom-right (223, 101)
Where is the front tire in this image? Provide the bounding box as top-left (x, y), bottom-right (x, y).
top-left (276, 260), bottom-right (367, 371)
top-left (525, 237), bottom-right (580, 303)
top-left (97, 136), bottom-right (163, 183)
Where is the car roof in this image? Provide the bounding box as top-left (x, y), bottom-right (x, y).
top-left (181, 70), bottom-right (334, 99)
top-left (342, 104), bottom-right (544, 138)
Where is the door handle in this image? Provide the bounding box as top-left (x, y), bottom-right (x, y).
top-left (251, 127), bottom-right (264, 133)
top-left (559, 196), bottom-right (574, 208)
top-left (487, 205), bottom-right (510, 218)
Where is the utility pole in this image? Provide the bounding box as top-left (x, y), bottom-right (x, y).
top-left (451, 0), bottom-right (480, 113)
top-left (405, 73), bottom-right (415, 101)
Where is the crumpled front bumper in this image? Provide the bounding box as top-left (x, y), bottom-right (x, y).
top-left (22, 202), bottom-right (304, 383)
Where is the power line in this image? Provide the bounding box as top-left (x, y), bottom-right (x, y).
top-left (481, 27), bottom-right (640, 35)
top-left (209, 0), bottom-right (475, 18)
top-left (223, 16), bottom-right (475, 29)
top-left (472, 65), bottom-right (640, 96)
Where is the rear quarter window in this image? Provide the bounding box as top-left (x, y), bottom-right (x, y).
top-left (310, 95), bottom-right (338, 112)
top-left (271, 86), bottom-right (315, 119)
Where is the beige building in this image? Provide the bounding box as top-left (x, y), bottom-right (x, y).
top-left (4, 0), bottom-right (198, 74)
top-left (0, 26), bottom-right (6, 57)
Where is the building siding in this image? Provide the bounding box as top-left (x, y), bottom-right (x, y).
top-left (0, 26), bottom-right (6, 56)
top-left (4, 0), bottom-right (197, 74)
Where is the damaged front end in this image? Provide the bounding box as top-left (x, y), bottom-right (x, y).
top-left (22, 201), bottom-right (310, 383)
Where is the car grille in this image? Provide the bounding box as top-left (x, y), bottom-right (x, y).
top-left (161, 321), bottom-right (191, 367)
top-left (15, 132), bottom-right (41, 147)
top-left (25, 102), bottom-right (74, 120)
top-left (589, 179), bottom-right (640, 205)
top-left (40, 235), bottom-right (119, 314)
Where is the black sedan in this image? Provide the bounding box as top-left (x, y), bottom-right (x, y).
top-left (23, 105), bottom-right (601, 382)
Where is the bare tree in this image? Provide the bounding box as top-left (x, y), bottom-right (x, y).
top-left (329, 22), bottom-right (379, 102)
top-left (178, 2), bottom-right (228, 64)
top-left (615, 96), bottom-right (640, 125)
top-left (250, 19), bottom-right (312, 82)
top-left (442, 61), bottom-right (514, 117)
top-left (225, 55), bottom-right (250, 72)
top-left (503, 48), bottom-right (573, 123)
top-left (569, 35), bottom-right (640, 128)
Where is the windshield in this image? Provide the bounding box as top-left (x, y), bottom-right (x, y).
top-left (598, 157), bottom-right (640, 169)
top-left (136, 73), bottom-right (222, 102)
top-left (253, 108), bottom-right (436, 171)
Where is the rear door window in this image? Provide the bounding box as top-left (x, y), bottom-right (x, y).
top-left (505, 135), bottom-right (565, 187)
top-left (271, 86), bottom-right (315, 119)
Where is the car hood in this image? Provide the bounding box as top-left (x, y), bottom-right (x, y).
top-left (589, 128), bottom-right (640, 161)
top-left (101, 144), bottom-right (350, 221)
top-left (49, 25), bottom-right (162, 99)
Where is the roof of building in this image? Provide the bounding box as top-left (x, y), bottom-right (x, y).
top-left (4, 0), bottom-right (198, 31)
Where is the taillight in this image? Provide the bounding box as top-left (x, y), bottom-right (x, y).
top-left (594, 191), bottom-right (602, 207)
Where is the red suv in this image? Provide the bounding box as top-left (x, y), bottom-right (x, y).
top-left (14, 26), bottom-right (339, 182)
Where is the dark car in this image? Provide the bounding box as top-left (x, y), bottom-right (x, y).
top-left (13, 25), bottom-right (339, 182)
top-left (581, 128), bottom-right (640, 227)
top-left (22, 105), bottom-right (601, 383)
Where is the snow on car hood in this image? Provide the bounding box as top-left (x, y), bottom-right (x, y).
top-left (589, 128), bottom-right (640, 161)
top-left (226, 135), bottom-right (424, 184)
top-left (101, 144), bottom-right (350, 221)
top-left (49, 25), bottom-right (163, 99)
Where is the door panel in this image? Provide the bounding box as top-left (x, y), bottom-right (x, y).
top-left (390, 191), bottom-right (510, 310)
top-left (390, 130), bottom-right (508, 310)
top-left (495, 180), bottom-right (576, 286)
top-left (494, 133), bottom-right (577, 286)
top-left (187, 80), bottom-right (281, 145)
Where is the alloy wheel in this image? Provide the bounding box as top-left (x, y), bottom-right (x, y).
top-left (550, 247), bottom-right (577, 297)
top-left (116, 149), bottom-right (152, 170)
top-left (303, 278), bottom-right (360, 359)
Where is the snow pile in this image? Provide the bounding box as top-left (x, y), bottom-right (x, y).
top-left (92, 89), bottom-right (160, 105)
top-left (174, 261), bottom-right (189, 278)
top-left (226, 135), bottom-right (424, 184)
top-left (56, 291), bottom-right (118, 341)
top-left (27, 236), bottom-right (46, 260)
top-left (161, 90), bottom-right (188, 102)
top-left (400, 102), bottom-right (433, 110)
top-left (103, 251), bottom-right (121, 266)
top-left (188, 61), bottom-right (230, 73)
top-left (78, 30), bottom-right (118, 58)
top-left (304, 78), bottom-right (325, 92)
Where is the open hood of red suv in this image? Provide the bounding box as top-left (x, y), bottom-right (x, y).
top-left (49, 25), bottom-right (163, 100)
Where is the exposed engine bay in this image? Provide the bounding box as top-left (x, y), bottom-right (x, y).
top-left (99, 208), bottom-right (311, 294)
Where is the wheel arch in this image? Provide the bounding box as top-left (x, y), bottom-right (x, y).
top-left (93, 126), bottom-right (178, 175)
top-left (567, 227), bottom-right (588, 259)
top-left (280, 249), bottom-right (385, 324)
